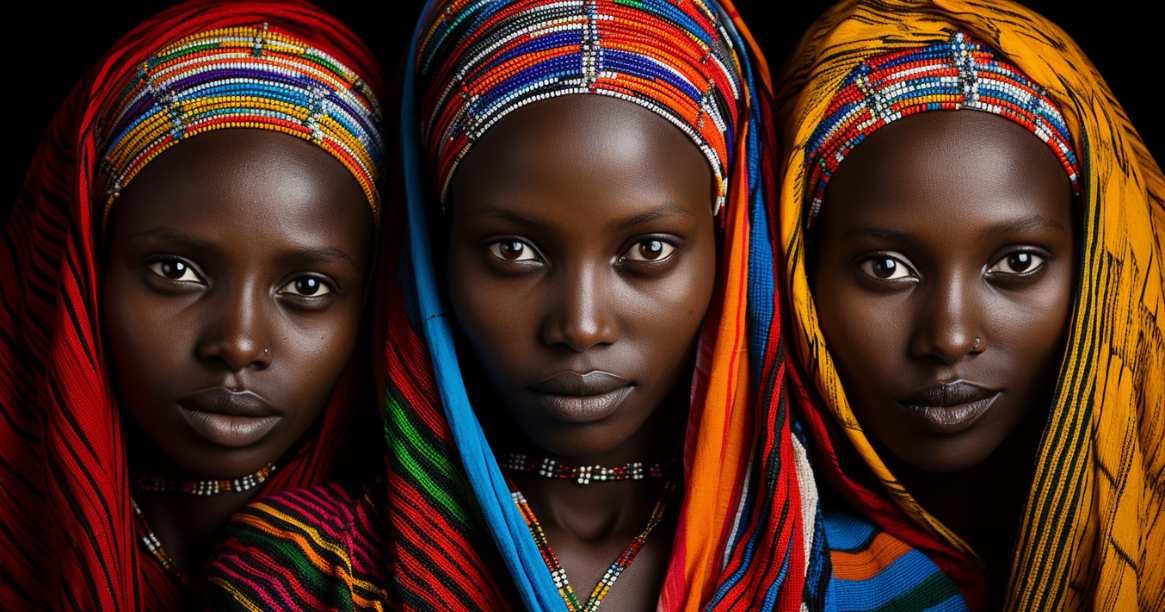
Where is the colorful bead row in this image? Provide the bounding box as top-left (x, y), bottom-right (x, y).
top-left (135, 462), bottom-right (276, 496)
top-left (417, 0), bottom-right (744, 214)
top-left (500, 452), bottom-right (667, 485)
top-left (804, 31), bottom-right (1080, 228)
top-left (99, 23), bottom-right (383, 221)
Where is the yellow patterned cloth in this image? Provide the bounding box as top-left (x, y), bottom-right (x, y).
top-left (774, 1), bottom-right (1165, 610)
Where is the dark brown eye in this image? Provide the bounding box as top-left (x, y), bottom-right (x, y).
top-left (280, 275), bottom-right (332, 297)
top-left (488, 239), bottom-right (539, 262)
top-left (872, 258), bottom-right (896, 278)
top-left (988, 251), bottom-right (1045, 276)
top-left (858, 254), bottom-right (915, 281)
top-left (624, 239), bottom-right (675, 262)
top-left (500, 241), bottom-right (524, 259)
top-left (148, 259), bottom-right (200, 282)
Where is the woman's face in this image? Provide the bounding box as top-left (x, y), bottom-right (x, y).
top-left (446, 95), bottom-right (716, 462)
top-left (103, 130), bottom-right (372, 478)
top-left (811, 111), bottom-right (1075, 472)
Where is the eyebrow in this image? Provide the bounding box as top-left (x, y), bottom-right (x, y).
top-left (129, 227), bottom-right (361, 270)
top-left (460, 208), bottom-right (546, 229)
top-left (986, 214), bottom-right (1069, 235)
top-left (281, 247), bottom-right (361, 270)
top-left (843, 214), bottom-right (1068, 241)
top-left (611, 204), bottom-right (695, 231)
top-left (461, 203), bottom-right (695, 231)
top-left (128, 227), bottom-right (214, 251)
top-left (843, 227), bottom-right (909, 241)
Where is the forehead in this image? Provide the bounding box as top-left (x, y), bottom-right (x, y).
top-left (448, 95), bottom-right (714, 225)
top-left (108, 130), bottom-right (371, 250)
top-left (822, 111), bottom-right (1073, 235)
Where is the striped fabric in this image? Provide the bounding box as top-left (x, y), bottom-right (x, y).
top-left (210, 481), bottom-right (391, 610)
top-left (775, 1), bottom-right (1165, 611)
top-left (0, 2), bottom-right (382, 608)
top-left (824, 511), bottom-right (965, 612)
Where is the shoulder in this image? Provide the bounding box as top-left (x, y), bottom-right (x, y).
top-left (206, 481), bottom-right (390, 610)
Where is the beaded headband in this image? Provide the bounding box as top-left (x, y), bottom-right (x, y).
top-left (417, 0), bottom-right (744, 215)
top-left (804, 31), bottom-right (1081, 228)
top-left (99, 22), bottom-right (384, 222)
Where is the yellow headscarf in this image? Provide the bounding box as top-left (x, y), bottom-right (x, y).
top-left (775, 1), bottom-right (1165, 610)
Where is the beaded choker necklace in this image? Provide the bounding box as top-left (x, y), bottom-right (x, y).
top-left (135, 462), bottom-right (276, 496)
top-left (499, 452), bottom-right (667, 486)
top-left (511, 480), bottom-right (676, 612)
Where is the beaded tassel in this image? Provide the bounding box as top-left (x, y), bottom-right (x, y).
top-left (131, 498), bottom-right (184, 581)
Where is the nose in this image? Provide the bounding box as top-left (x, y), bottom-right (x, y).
top-left (540, 261), bottom-right (619, 352)
top-left (194, 281), bottom-right (273, 372)
top-left (909, 271), bottom-right (982, 365)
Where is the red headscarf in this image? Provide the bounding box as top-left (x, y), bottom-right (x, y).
top-left (0, 1), bottom-right (381, 608)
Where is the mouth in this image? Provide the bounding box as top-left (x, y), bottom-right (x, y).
top-left (176, 388), bottom-right (282, 448)
top-left (895, 381), bottom-right (1000, 435)
top-left (528, 371), bottom-right (634, 425)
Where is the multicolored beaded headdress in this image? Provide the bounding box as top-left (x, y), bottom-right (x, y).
top-left (417, 0), bottom-right (745, 214)
top-left (99, 22), bottom-right (384, 221)
top-left (804, 31), bottom-right (1081, 228)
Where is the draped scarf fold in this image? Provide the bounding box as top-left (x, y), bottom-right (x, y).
top-left (0, 2), bottom-right (382, 608)
top-left (774, 2), bottom-right (1165, 610)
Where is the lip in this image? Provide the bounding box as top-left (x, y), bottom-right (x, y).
top-left (528, 371), bottom-right (634, 424)
top-left (895, 381), bottom-right (1000, 435)
top-left (177, 388), bottom-right (282, 448)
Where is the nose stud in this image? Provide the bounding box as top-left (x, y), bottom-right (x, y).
top-left (972, 336), bottom-right (984, 352)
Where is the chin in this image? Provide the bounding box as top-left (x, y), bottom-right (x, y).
top-left (167, 442), bottom-right (281, 480)
top-left (893, 433), bottom-right (1003, 473)
top-left (519, 421), bottom-right (638, 462)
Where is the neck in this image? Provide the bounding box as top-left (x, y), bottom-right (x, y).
top-left (506, 396), bottom-right (682, 541)
top-left (126, 431), bottom-right (269, 574)
top-left (134, 488), bottom-right (262, 574)
top-left (891, 410), bottom-right (1044, 600)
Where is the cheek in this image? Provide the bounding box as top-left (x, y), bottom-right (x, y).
top-left (276, 302), bottom-right (364, 414)
top-left (447, 249), bottom-right (535, 351)
top-left (625, 259), bottom-right (714, 343)
top-left (101, 269), bottom-right (193, 394)
top-left (814, 275), bottom-right (911, 385)
top-left (987, 266), bottom-right (1075, 370)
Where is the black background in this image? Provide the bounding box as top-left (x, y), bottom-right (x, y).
top-left (5, 1), bottom-right (1151, 220)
